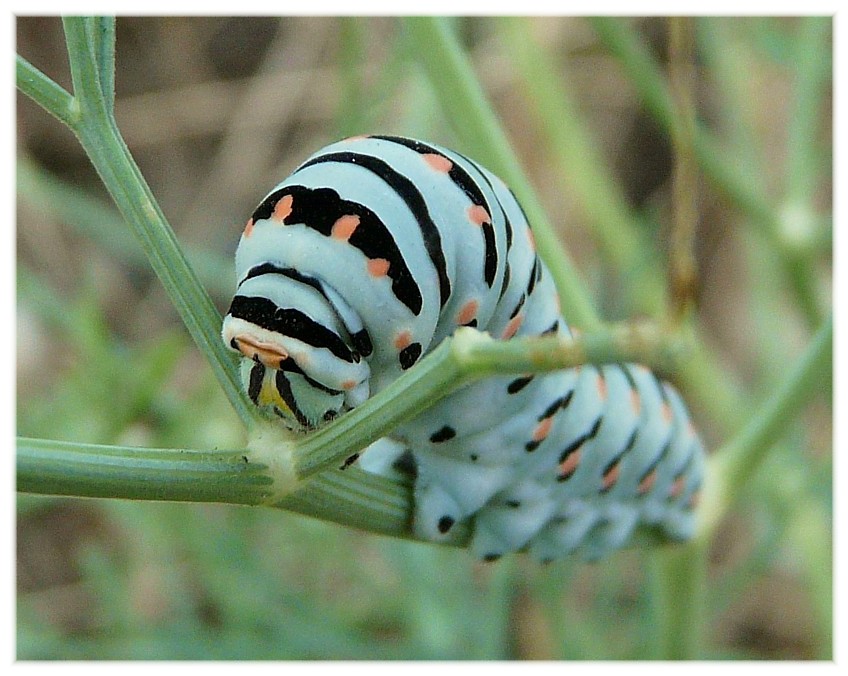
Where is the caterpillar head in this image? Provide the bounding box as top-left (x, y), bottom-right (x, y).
top-left (222, 270), bottom-right (371, 432)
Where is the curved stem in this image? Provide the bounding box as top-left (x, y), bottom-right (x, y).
top-left (499, 17), bottom-right (666, 318)
top-left (402, 16), bottom-right (601, 331)
top-left (289, 322), bottom-right (688, 482)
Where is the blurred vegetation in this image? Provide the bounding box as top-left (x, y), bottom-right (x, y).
top-left (16, 16), bottom-right (831, 659)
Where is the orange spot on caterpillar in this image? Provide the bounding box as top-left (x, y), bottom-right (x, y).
top-left (630, 389), bottom-right (641, 415)
top-left (637, 469), bottom-right (657, 495)
top-left (243, 217), bottom-right (255, 238)
top-left (533, 417), bottom-right (554, 442)
top-left (596, 375), bottom-right (608, 401)
top-left (341, 379), bottom-right (357, 390)
top-left (272, 194), bottom-right (293, 222)
top-left (526, 227), bottom-right (536, 251)
top-left (669, 475), bottom-right (686, 499)
top-left (661, 401), bottom-right (673, 424)
top-left (457, 299), bottom-right (479, 325)
top-left (332, 214), bottom-right (360, 240)
top-left (558, 448), bottom-right (581, 479)
top-left (367, 258), bottom-right (390, 277)
top-left (233, 335), bottom-right (289, 369)
top-left (394, 330), bottom-right (412, 350)
top-left (424, 153), bottom-right (453, 172)
top-left (501, 314), bottom-right (524, 340)
top-left (468, 204), bottom-right (491, 226)
top-left (602, 463), bottom-right (620, 491)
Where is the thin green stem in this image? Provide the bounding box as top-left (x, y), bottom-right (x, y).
top-left (667, 17), bottom-right (699, 325)
top-left (40, 18), bottom-right (260, 429)
top-left (17, 437), bottom-right (272, 504)
top-left (499, 17), bottom-right (666, 318)
top-left (91, 16), bottom-right (116, 108)
top-left (62, 18), bottom-right (107, 114)
top-left (590, 17), bottom-right (825, 330)
top-left (15, 55), bottom-right (78, 128)
top-left (402, 16), bottom-right (600, 331)
top-left (75, 115), bottom-right (259, 429)
top-left (290, 322), bottom-right (688, 482)
top-left (276, 469), bottom-right (424, 542)
top-left (704, 314), bottom-right (832, 535)
top-left (785, 17), bottom-right (831, 209)
top-left (649, 539), bottom-right (709, 659)
top-left (16, 436), bottom-right (426, 542)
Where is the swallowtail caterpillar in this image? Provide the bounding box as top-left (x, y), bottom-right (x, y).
top-left (222, 135), bottom-right (704, 561)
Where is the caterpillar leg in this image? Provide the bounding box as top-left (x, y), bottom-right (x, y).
top-left (356, 437), bottom-right (409, 477)
top-left (468, 479), bottom-right (556, 560)
top-left (573, 503), bottom-right (641, 561)
top-left (413, 453), bottom-right (517, 541)
top-left (526, 500), bottom-right (603, 562)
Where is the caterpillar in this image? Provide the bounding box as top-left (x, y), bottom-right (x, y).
top-left (222, 134), bottom-right (705, 562)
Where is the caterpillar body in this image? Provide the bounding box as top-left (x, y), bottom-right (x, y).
top-left (222, 135), bottom-right (705, 562)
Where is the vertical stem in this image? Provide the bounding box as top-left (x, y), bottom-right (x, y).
top-left (500, 17), bottom-right (666, 318)
top-left (403, 16), bottom-right (601, 330)
top-left (667, 17), bottom-right (699, 325)
top-left (91, 16), bottom-right (116, 108)
top-left (650, 540), bottom-right (709, 659)
top-left (648, 20), bottom-right (707, 660)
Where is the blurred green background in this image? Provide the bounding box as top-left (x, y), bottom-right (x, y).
top-left (16, 16), bottom-right (832, 659)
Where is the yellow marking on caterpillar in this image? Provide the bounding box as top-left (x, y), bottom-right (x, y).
top-left (257, 375), bottom-right (291, 416)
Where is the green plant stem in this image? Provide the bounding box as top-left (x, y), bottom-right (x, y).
top-left (90, 17), bottom-right (115, 107)
top-left (704, 314), bottom-right (832, 535)
top-left (499, 18), bottom-right (666, 318)
top-left (291, 323), bottom-right (687, 481)
top-left (78, 116), bottom-right (256, 428)
top-left (649, 538), bottom-right (709, 659)
top-left (15, 55), bottom-right (78, 127)
top-left (649, 314), bottom-right (831, 660)
top-left (17, 437), bottom-right (272, 504)
top-left (50, 17), bottom-right (259, 430)
top-left (785, 17), bottom-right (831, 210)
top-left (589, 17), bottom-right (825, 330)
top-left (15, 436), bottom-right (425, 542)
top-left (402, 16), bottom-right (601, 331)
top-left (276, 468), bottom-right (424, 541)
top-left (667, 17), bottom-right (698, 325)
